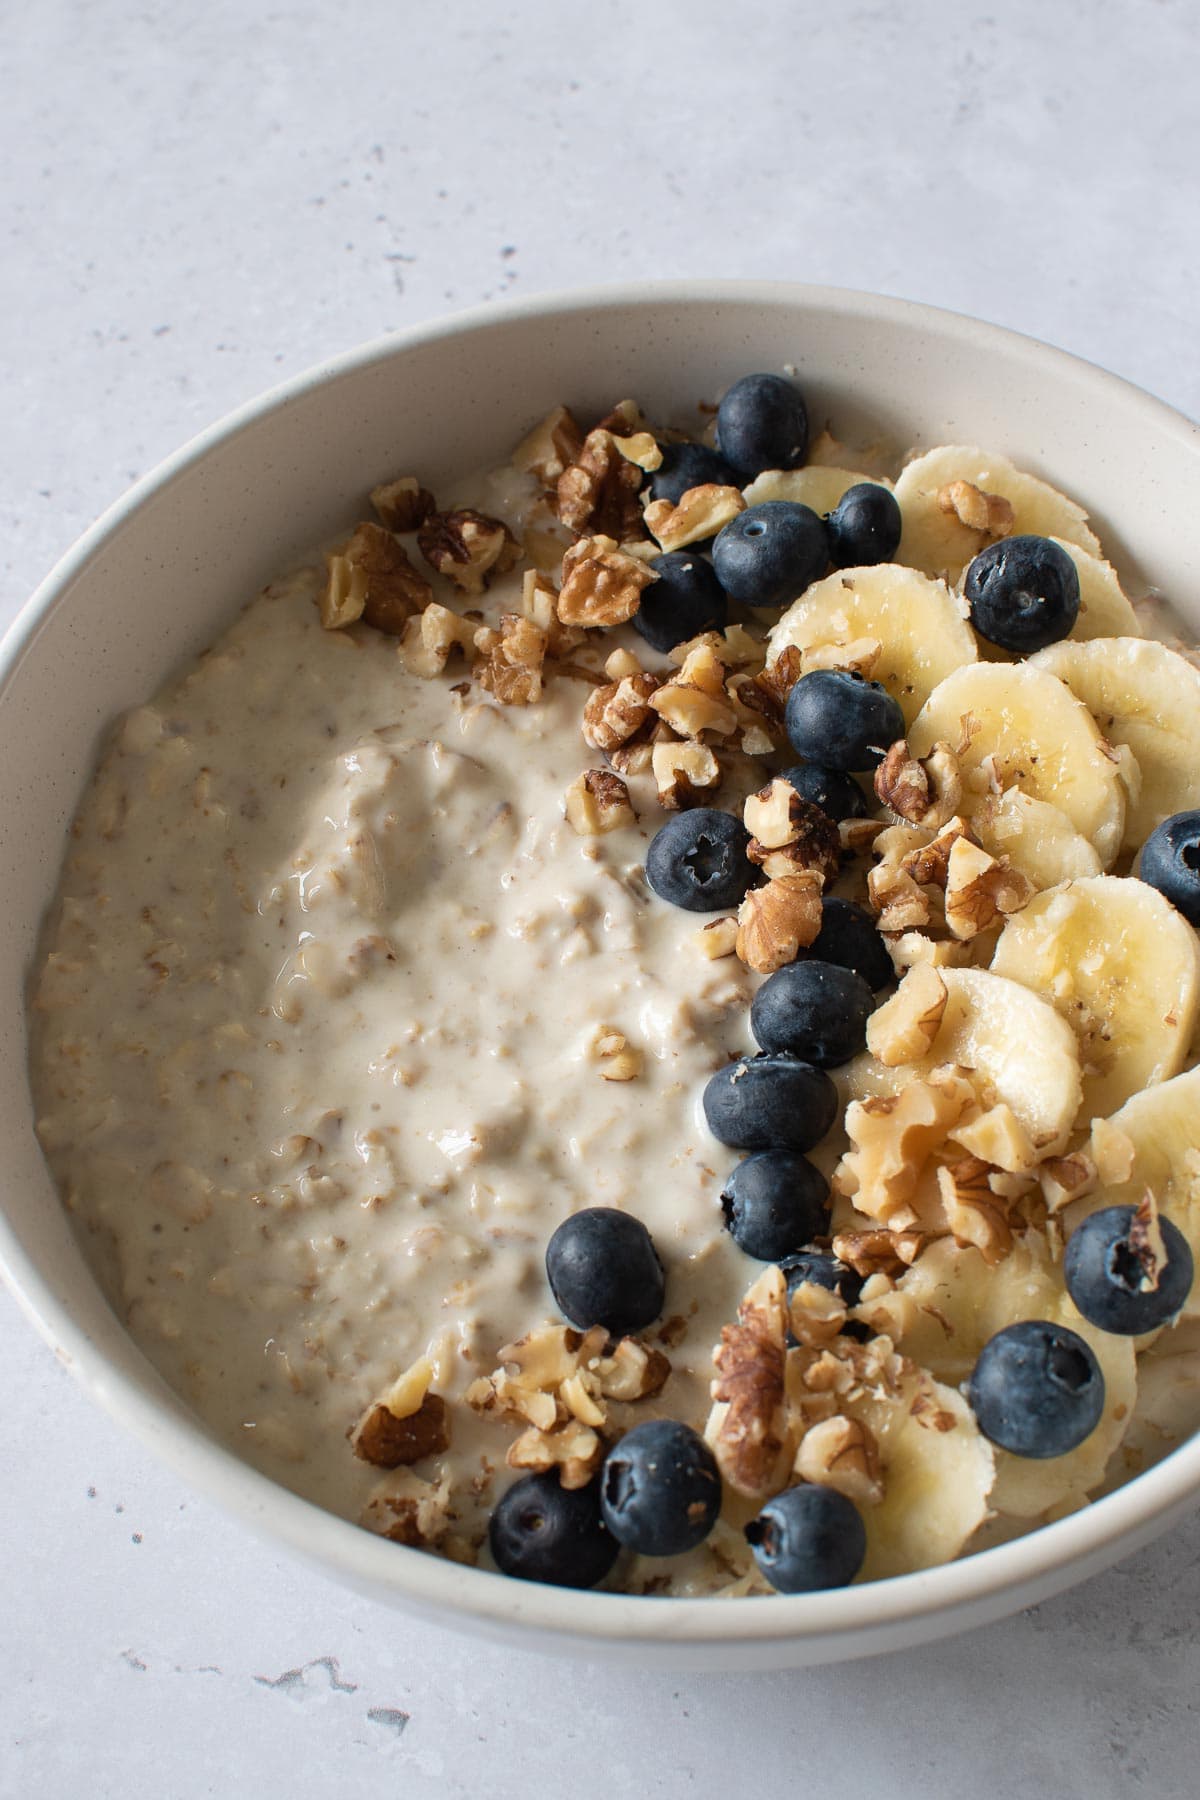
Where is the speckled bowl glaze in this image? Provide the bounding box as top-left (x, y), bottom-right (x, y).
top-left (3, 283), bottom-right (1200, 1668)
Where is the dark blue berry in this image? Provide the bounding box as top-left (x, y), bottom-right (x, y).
top-left (825, 483), bottom-right (902, 568)
top-left (634, 551), bottom-right (727, 653)
top-left (750, 959), bottom-right (874, 1067)
top-left (780, 1249), bottom-right (865, 1309)
top-left (721, 1151), bottom-right (830, 1261)
top-left (797, 896), bottom-right (894, 992)
top-left (645, 808), bottom-right (757, 913)
top-left (600, 1419), bottom-right (721, 1556)
top-left (745, 1483), bottom-right (866, 1593)
top-left (968, 1320), bottom-right (1104, 1458)
top-left (780, 762), bottom-right (868, 821)
top-left (1064, 1204), bottom-right (1194, 1335)
top-left (716, 373), bottom-right (809, 478)
top-left (648, 441), bottom-right (739, 507)
top-left (1139, 810), bottom-right (1200, 925)
top-left (712, 502), bottom-right (828, 609)
top-left (489, 1471), bottom-right (618, 1588)
top-left (964, 534), bottom-right (1081, 653)
top-left (545, 1208), bottom-right (665, 1336)
top-left (785, 669), bottom-right (905, 771)
top-left (702, 1053), bottom-right (837, 1153)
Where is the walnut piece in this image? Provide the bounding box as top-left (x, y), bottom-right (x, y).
top-left (831, 1226), bottom-right (929, 1278)
top-left (360, 1470), bottom-right (453, 1547)
top-left (511, 404), bottom-right (585, 487)
top-left (507, 1420), bottom-right (604, 1489)
top-left (610, 430), bottom-right (663, 472)
top-left (836, 1066), bottom-right (979, 1228)
top-left (1040, 1151), bottom-right (1098, 1213)
top-left (937, 1157), bottom-right (1015, 1265)
top-left (564, 769), bottom-right (635, 835)
top-left (556, 535), bottom-right (659, 627)
top-left (350, 1357), bottom-right (451, 1467)
top-left (709, 1266), bottom-right (789, 1497)
top-left (866, 963), bottom-right (948, 1066)
top-left (397, 602), bottom-right (478, 677)
top-left (556, 427), bottom-right (646, 539)
top-left (937, 478), bottom-right (1015, 538)
top-left (418, 508), bottom-right (521, 597)
top-left (736, 872), bottom-right (823, 973)
top-left (582, 671), bottom-right (660, 751)
top-left (692, 916), bottom-right (739, 960)
top-left (875, 738), bottom-right (963, 830)
top-left (369, 475), bottom-right (436, 534)
top-left (649, 676), bottom-right (738, 740)
top-left (794, 1415), bottom-right (884, 1507)
top-left (652, 738), bottom-right (721, 809)
top-left (943, 835), bottom-right (1034, 940)
top-left (590, 1023), bottom-right (643, 1081)
top-left (476, 612), bottom-right (548, 706)
top-left (743, 780), bottom-right (841, 886)
top-left (644, 483), bottom-right (746, 552)
top-left (323, 521), bottom-right (433, 633)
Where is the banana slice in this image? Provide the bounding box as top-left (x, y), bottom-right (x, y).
top-left (894, 446), bottom-right (1102, 586)
top-left (991, 875), bottom-right (1200, 1118)
top-left (1029, 636), bottom-right (1200, 850)
top-left (972, 790), bottom-right (1102, 890)
top-left (859, 1233), bottom-right (1136, 1520)
top-left (742, 466), bottom-right (889, 515)
top-left (1059, 541), bottom-right (1144, 642)
top-left (767, 564), bottom-right (978, 726)
top-left (843, 966), bottom-right (1083, 1156)
top-left (907, 662), bottom-right (1127, 867)
top-left (843, 1357), bottom-right (994, 1580)
top-left (1073, 1065), bottom-right (1200, 1319)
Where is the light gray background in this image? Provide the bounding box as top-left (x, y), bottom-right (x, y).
top-left (4, 2), bottom-right (1199, 1794)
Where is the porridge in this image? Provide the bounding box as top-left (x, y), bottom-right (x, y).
top-left (29, 373), bottom-right (1200, 1595)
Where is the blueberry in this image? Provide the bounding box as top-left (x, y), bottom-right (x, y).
top-left (1063, 1204), bottom-right (1194, 1335)
top-left (702, 1053), bottom-right (837, 1153)
top-left (750, 959), bottom-right (874, 1067)
top-left (1139, 810), bottom-right (1200, 925)
top-left (825, 483), bottom-right (902, 568)
top-left (720, 1151), bottom-right (830, 1261)
top-left (968, 1320), bottom-right (1105, 1458)
top-left (600, 1419), bottom-right (721, 1556)
top-left (785, 669), bottom-right (905, 771)
top-left (780, 1249), bottom-right (865, 1309)
top-left (644, 808), bottom-right (756, 913)
top-left (545, 1207), bottom-right (665, 1336)
top-left (780, 762), bottom-right (868, 822)
top-left (634, 551), bottom-right (727, 653)
top-left (648, 441), bottom-right (739, 507)
top-left (964, 534), bottom-right (1081, 653)
top-left (712, 502), bottom-right (828, 609)
top-left (716, 372), bottom-right (809, 478)
top-left (797, 896), bottom-right (894, 992)
top-left (745, 1483), bottom-right (866, 1593)
top-left (489, 1471), bottom-right (618, 1589)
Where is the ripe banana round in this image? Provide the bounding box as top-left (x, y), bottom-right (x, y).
top-left (767, 563), bottom-right (978, 727)
top-left (894, 446), bottom-right (1102, 587)
top-left (907, 661), bottom-right (1128, 868)
top-left (1058, 541), bottom-right (1144, 641)
top-left (971, 789), bottom-right (1102, 891)
top-left (742, 466), bottom-right (890, 515)
top-left (991, 875), bottom-right (1200, 1119)
top-left (1029, 636), bottom-right (1200, 850)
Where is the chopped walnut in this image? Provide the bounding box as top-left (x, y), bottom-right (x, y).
top-left (644, 483), bottom-right (746, 552)
top-left (322, 521), bottom-right (433, 633)
top-left (692, 916), bottom-right (739, 960)
top-left (875, 739), bottom-right (963, 830)
top-left (900, 815), bottom-right (976, 888)
top-left (743, 780), bottom-right (841, 885)
top-left (556, 535), bottom-right (659, 627)
top-left (507, 1420), bottom-right (604, 1489)
top-left (582, 671), bottom-right (660, 751)
top-left (360, 1469), bottom-right (453, 1547)
top-left (736, 872), bottom-right (823, 973)
top-left (937, 1157), bottom-right (1014, 1265)
top-left (604, 646), bottom-right (644, 681)
top-left (590, 1023), bottom-right (643, 1081)
top-left (519, 567), bottom-right (582, 658)
top-left (1040, 1151), bottom-right (1098, 1213)
top-left (369, 475), bottom-right (436, 534)
top-left (476, 612), bottom-right (548, 706)
top-left (949, 1101), bottom-right (1038, 1174)
top-left (794, 1415), bottom-right (884, 1507)
top-left (564, 769), bottom-right (635, 835)
top-left (556, 427), bottom-right (646, 539)
top-left (649, 676), bottom-right (738, 740)
top-left (884, 930), bottom-right (973, 977)
top-left (867, 834), bottom-right (934, 933)
top-left (610, 431), bottom-right (663, 472)
top-left (1091, 1118), bottom-right (1137, 1186)
top-left (466, 1324), bottom-right (609, 1432)
top-left (800, 636), bottom-right (883, 680)
top-left (709, 1266), bottom-right (789, 1497)
top-left (511, 404), bottom-right (585, 487)
top-left (839, 817), bottom-right (887, 856)
top-left (943, 836), bottom-right (1034, 940)
top-left (397, 602), bottom-right (478, 677)
top-left (866, 963), bottom-right (948, 1066)
top-left (836, 1066), bottom-right (979, 1227)
top-left (937, 478), bottom-right (1015, 538)
top-left (594, 1336), bottom-right (671, 1401)
top-left (752, 646), bottom-right (803, 719)
top-left (417, 508), bottom-right (521, 597)
top-left (831, 1226), bottom-right (929, 1278)
top-left (652, 738), bottom-right (721, 809)
top-left (351, 1357), bottom-right (451, 1467)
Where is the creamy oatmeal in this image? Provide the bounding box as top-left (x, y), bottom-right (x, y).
top-left (30, 383), bottom-right (1200, 1596)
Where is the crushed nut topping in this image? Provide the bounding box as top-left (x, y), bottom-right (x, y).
top-left (937, 1156), bottom-right (1015, 1265)
top-left (866, 963), bottom-right (948, 1066)
top-left (937, 478), bottom-right (1016, 538)
top-left (397, 601), bottom-right (478, 678)
top-left (943, 836), bottom-right (1034, 940)
top-left (361, 1470), bottom-right (453, 1547)
top-left (884, 930), bottom-right (973, 977)
top-left (743, 780), bottom-right (841, 885)
top-left (831, 1226), bottom-right (929, 1278)
top-left (556, 535), bottom-right (659, 627)
top-left (417, 508), bottom-right (521, 597)
top-left (507, 1419), bottom-right (603, 1489)
top-left (794, 1414), bottom-right (884, 1507)
top-left (519, 567), bottom-right (583, 657)
top-left (582, 671), bottom-right (660, 752)
top-left (369, 475), bottom-right (436, 534)
top-left (652, 737), bottom-right (721, 809)
top-left (511, 404), bottom-right (585, 487)
top-left (351, 1356), bottom-right (450, 1467)
top-left (836, 1066), bottom-right (979, 1228)
top-left (643, 483), bottom-right (746, 552)
top-left (564, 769), bottom-right (635, 836)
top-left (735, 871), bottom-right (823, 973)
top-left (692, 916), bottom-right (739, 960)
top-left (709, 1266), bottom-right (789, 1497)
top-left (751, 646), bottom-right (803, 719)
top-left (610, 431), bottom-right (663, 472)
top-left (322, 521), bottom-right (433, 633)
top-left (591, 1023), bottom-right (644, 1081)
top-left (556, 427), bottom-right (646, 540)
top-left (1040, 1150), bottom-right (1098, 1213)
top-left (875, 739), bottom-right (963, 830)
top-left (475, 612), bottom-right (549, 706)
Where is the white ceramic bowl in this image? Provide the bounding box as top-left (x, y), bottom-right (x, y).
top-left (5, 283), bottom-right (1200, 1669)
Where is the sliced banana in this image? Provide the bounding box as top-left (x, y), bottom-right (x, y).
top-left (845, 1358), bottom-right (994, 1581)
top-left (972, 789), bottom-right (1102, 890)
top-left (1072, 1065), bottom-right (1200, 1320)
top-left (991, 875), bottom-right (1200, 1119)
top-left (767, 564), bottom-right (977, 726)
top-left (859, 1233), bottom-right (1136, 1520)
top-left (894, 446), bottom-right (1102, 587)
top-left (742, 466), bottom-right (888, 515)
top-left (907, 662), bottom-right (1128, 867)
top-left (1029, 636), bottom-right (1200, 850)
top-left (843, 966), bottom-right (1083, 1157)
top-left (1059, 541), bottom-right (1144, 642)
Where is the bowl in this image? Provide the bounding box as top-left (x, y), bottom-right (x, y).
top-left (4, 282), bottom-right (1200, 1669)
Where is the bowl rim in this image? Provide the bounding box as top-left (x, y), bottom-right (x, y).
top-left (5, 277), bottom-right (1200, 1652)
